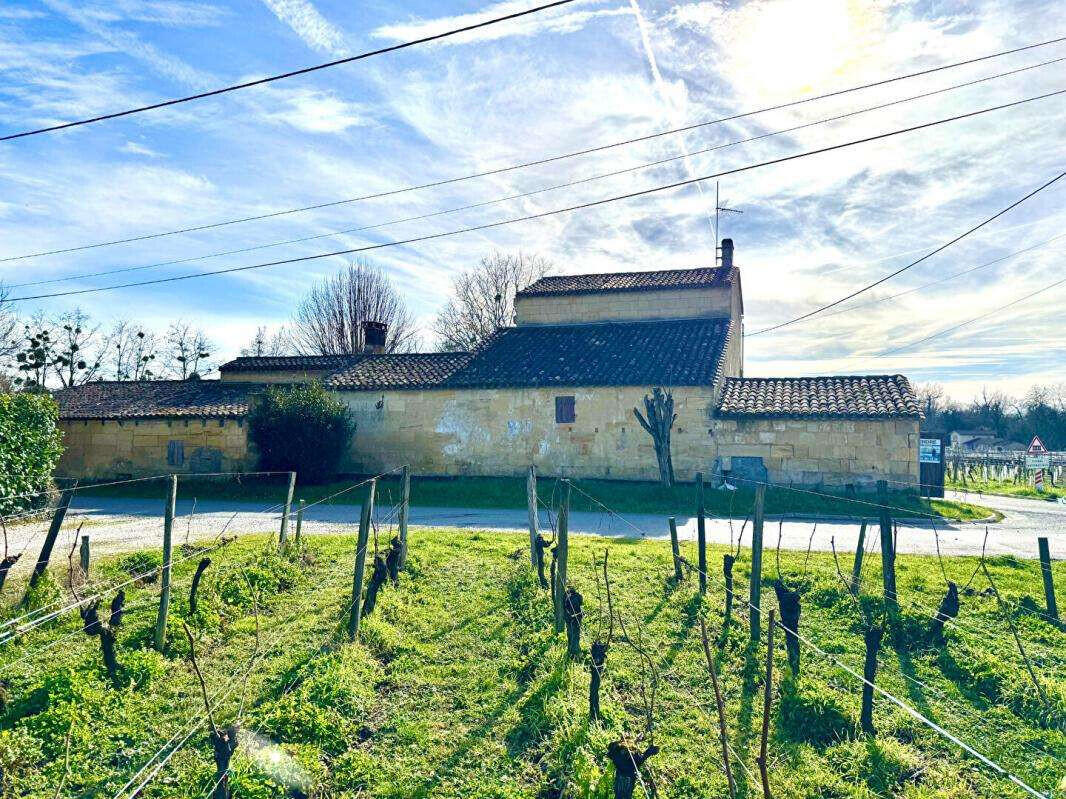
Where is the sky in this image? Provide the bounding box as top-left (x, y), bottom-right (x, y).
top-left (0, 0), bottom-right (1064, 400)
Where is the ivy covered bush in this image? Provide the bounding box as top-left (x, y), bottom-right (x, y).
top-left (0, 391), bottom-right (64, 516)
top-left (248, 382), bottom-right (354, 483)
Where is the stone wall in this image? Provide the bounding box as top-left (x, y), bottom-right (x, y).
top-left (715, 417), bottom-right (919, 488)
top-left (58, 418), bottom-right (252, 478)
top-left (338, 385), bottom-right (918, 487)
top-left (514, 284), bottom-right (736, 325)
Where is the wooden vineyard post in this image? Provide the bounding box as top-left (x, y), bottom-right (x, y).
top-left (851, 520), bottom-right (867, 593)
top-left (757, 608), bottom-right (775, 799)
top-left (877, 480), bottom-right (897, 611)
top-left (154, 474), bottom-right (178, 651)
top-left (749, 483), bottom-right (766, 643)
top-left (527, 466), bottom-right (538, 569)
top-left (668, 517), bottom-right (683, 582)
top-left (348, 479), bottom-right (377, 641)
top-left (279, 471), bottom-right (296, 550)
top-left (553, 480), bottom-right (571, 634)
top-left (696, 472), bottom-right (707, 595)
top-left (294, 499), bottom-right (305, 551)
top-left (79, 534), bottom-right (90, 579)
top-left (23, 483), bottom-right (76, 603)
top-left (397, 465), bottom-right (411, 570)
top-left (1037, 537), bottom-right (1059, 624)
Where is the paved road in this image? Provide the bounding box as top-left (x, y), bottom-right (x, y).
top-left (6, 490), bottom-right (1063, 567)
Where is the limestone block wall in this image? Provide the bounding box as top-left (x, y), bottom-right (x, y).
top-left (514, 285), bottom-right (734, 325)
top-left (339, 386), bottom-right (720, 481)
top-left (339, 385), bottom-right (918, 487)
top-left (58, 418), bottom-right (252, 478)
top-left (715, 417), bottom-right (919, 488)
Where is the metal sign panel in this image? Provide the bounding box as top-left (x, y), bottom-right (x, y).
top-left (919, 438), bottom-right (942, 464)
top-left (1026, 455), bottom-right (1051, 469)
top-left (1027, 436), bottom-right (1048, 455)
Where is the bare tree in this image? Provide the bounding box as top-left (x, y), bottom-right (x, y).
top-left (433, 251), bottom-right (551, 352)
top-left (51, 309), bottom-right (103, 387)
top-left (291, 259), bottom-right (418, 354)
top-left (104, 320), bottom-right (160, 381)
top-left (164, 321), bottom-right (214, 379)
top-left (0, 284), bottom-right (20, 362)
top-left (239, 326), bottom-right (290, 357)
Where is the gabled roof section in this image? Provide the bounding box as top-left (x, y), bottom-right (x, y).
top-left (716, 375), bottom-right (922, 419)
top-left (516, 266), bottom-right (735, 298)
top-left (325, 353), bottom-right (473, 390)
top-left (219, 355), bottom-right (359, 374)
top-left (56, 380), bottom-right (263, 420)
top-left (443, 318), bottom-right (730, 389)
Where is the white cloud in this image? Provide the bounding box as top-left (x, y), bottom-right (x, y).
top-left (371, 0), bottom-right (630, 46)
top-left (258, 87), bottom-right (370, 133)
top-left (259, 0), bottom-right (346, 55)
top-left (74, 1), bottom-right (230, 27)
top-left (120, 140), bottom-right (164, 157)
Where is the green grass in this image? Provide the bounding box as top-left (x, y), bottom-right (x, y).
top-left (948, 476), bottom-right (1066, 501)
top-left (79, 473), bottom-right (997, 522)
top-left (1, 527), bottom-right (1062, 798)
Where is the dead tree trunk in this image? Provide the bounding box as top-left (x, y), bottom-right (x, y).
top-left (607, 742), bottom-right (658, 799)
top-left (534, 535), bottom-right (549, 589)
top-left (210, 725), bottom-right (239, 799)
top-left (861, 625), bottom-right (883, 735)
top-left (80, 590), bottom-right (125, 683)
top-left (773, 580), bottom-right (801, 676)
top-left (362, 555), bottom-right (389, 617)
top-left (564, 587), bottom-right (583, 658)
top-left (721, 554), bottom-right (736, 646)
top-left (189, 558), bottom-right (211, 614)
top-left (590, 641), bottom-right (607, 721)
top-left (633, 387), bottom-right (676, 487)
top-left (930, 581), bottom-right (959, 643)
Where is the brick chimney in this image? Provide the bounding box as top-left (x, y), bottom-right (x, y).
top-left (362, 320), bottom-right (387, 354)
top-left (721, 238), bottom-right (734, 269)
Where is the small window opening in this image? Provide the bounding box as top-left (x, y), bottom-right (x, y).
top-left (555, 396), bottom-right (576, 424)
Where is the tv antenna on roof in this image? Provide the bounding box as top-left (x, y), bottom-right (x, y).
top-left (715, 181), bottom-right (743, 264)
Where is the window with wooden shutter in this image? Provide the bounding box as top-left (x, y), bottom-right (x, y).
top-left (167, 440), bottom-right (185, 467)
top-left (555, 395), bottom-right (575, 424)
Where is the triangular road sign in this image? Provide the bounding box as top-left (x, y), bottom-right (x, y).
top-left (1027, 436), bottom-right (1048, 455)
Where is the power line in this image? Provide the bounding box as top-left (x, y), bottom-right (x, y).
top-left (9, 87), bottom-right (1066, 303)
top-left (0, 0), bottom-right (582, 142)
top-left (4, 35), bottom-right (1066, 264)
top-left (746, 169), bottom-right (1066, 336)
top-left (880, 273), bottom-right (1066, 355)
top-left (14, 54), bottom-right (1064, 291)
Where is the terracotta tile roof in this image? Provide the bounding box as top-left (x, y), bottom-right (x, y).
top-left (716, 375), bottom-right (922, 419)
top-left (516, 266), bottom-right (735, 297)
top-left (55, 380), bottom-right (263, 420)
top-left (324, 353), bottom-right (473, 390)
top-left (442, 318), bottom-right (730, 389)
top-left (219, 355), bottom-right (359, 374)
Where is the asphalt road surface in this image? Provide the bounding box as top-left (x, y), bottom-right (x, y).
top-left (6, 489), bottom-right (1063, 570)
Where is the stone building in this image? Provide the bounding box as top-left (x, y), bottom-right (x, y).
top-left (55, 242), bottom-right (922, 487)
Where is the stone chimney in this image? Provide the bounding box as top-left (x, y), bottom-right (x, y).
top-left (362, 320), bottom-right (387, 354)
top-left (720, 238), bottom-right (734, 269)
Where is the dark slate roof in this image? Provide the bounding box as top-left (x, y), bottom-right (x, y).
top-left (219, 355), bottom-right (359, 374)
top-left (55, 380), bottom-right (263, 420)
top-left (516, 266), bottom-right (735, 297)
top-left (325, 353), bottom-right (473, 390)
top-left (441, 318), bottom-right (730, 389)
top-left (716, 375), bottom-right (922, 419)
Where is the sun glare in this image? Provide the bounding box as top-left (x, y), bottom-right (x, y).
top-left (723, 0), bottom-right (888, 100)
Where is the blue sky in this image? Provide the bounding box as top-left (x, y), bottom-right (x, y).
top-left (0, 0), bottom-right (1063, 398)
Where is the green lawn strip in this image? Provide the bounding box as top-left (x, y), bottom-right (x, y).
top-left (2, 529), bottom-right (1062, 798)
top-left (948, 477), bottom-right (1066, 501)
top-left (79, 473), bottom-right (996, 522)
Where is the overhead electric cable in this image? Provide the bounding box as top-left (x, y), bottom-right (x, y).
top-left (746, 169), bottom-right (1066, 336)
top-left (8, 87), bottom-right (1065, 302)
top-left (0, 0), bottom-right (581, 142)
top-left (3, 34), bottom-right (1065, 262)
top-left (881, 274), bottom-right (1066, 355)
top-left (14, 54), bottom-right (1063, 290)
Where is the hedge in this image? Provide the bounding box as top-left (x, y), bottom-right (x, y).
top-left (0, 392), bottom-right (64, 516)
top-left (248, 382), bottom-right (355, 484)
